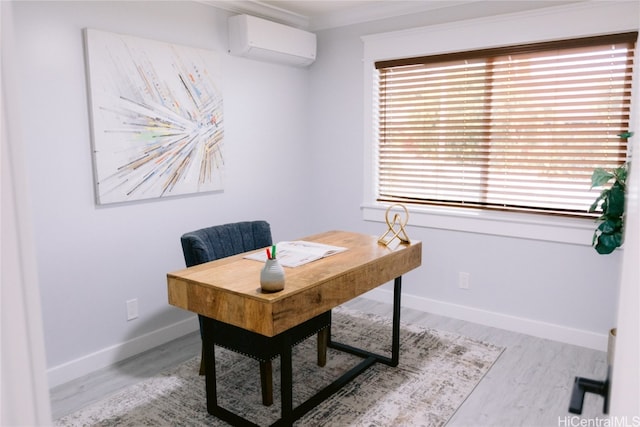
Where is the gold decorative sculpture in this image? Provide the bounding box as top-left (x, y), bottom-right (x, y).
top-left (378, 203), bottom-right (411, 246)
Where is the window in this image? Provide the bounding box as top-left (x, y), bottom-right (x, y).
top-left (375, 32), bottom-right (637, 217)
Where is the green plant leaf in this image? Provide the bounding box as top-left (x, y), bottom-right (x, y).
top-left (591, 168), bottom-right (614, 188)
top-left (594, 232), bottom-right (622, 254)
top-left (614, 164), bottom-right (628, 187)
top-left (606, 184), bottom-right (625, 217)
top-left (597, 219), bottom-right (621, 234)
top-left (618, 131), bottom-right (634, 139)
top-left (595, 241), bottom-right (616, 255)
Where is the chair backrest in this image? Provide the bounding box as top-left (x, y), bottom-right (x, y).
top-left (180, 220), bottom-right (272, 267)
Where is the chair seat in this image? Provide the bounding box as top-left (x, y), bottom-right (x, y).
top-left (202, 311), bottom-right (331, 362)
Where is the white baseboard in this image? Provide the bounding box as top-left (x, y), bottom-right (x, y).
top-left (48, 291), bottom-right (607, 388)
top-left (47, 316), bottom-right (200, 388)
top-left (363, 288), bottom-right (608, 352)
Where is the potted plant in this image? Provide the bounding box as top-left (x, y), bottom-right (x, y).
top-left (588, 132), bottom-right (633, 255)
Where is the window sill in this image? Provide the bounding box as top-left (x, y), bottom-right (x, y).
top-left (361, 203), bottom-right (596, 246)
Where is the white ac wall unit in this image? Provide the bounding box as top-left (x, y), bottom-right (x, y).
top-left (228, 14), bottom-right (316, 67)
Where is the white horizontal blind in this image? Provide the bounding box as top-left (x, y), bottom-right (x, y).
top-left (375, 33), bottom-right (637, 216)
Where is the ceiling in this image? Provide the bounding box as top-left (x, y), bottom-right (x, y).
top-left (201, 0), bottom-right (585, 31)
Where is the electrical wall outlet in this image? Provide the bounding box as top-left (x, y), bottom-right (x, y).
top-left (458, 272), bottom-right (470, 290)
top-left (126, 299), bottom-right (139, 321)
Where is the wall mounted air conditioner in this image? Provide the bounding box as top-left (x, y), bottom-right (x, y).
top-left (228, 14), bottom-right (317, 67)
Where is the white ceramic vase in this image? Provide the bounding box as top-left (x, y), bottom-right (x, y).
top-left (260, 259), bottom-right (285, 292)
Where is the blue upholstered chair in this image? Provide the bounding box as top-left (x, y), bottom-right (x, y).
top-left (180, 220), bottom-right (329, 406)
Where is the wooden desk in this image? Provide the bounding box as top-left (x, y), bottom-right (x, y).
top-left (167, 230), bottom-right (422, 426)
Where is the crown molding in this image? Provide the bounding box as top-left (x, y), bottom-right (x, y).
top-left (197, 0), bottom-right (311, 29)
top-left (309, 0), bottom-right (480, 31)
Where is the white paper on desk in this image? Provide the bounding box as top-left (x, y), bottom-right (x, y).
top-left (243, 241), bottom-right (347, 268)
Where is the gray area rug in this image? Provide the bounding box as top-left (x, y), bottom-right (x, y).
top-left (56, 307), bottom-right (504, 426)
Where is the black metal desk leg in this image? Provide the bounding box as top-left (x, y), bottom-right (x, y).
top-left (391, 276), bottom-right (402, 367)
top-left (568, 366), bottom-right (611, 415)
top-left (280, 334), bottom-right (294, 426)
top-left (202, 326), bottom-right (218, 415)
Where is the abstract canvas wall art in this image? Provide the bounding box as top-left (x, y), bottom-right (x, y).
top-left (84, 29), bottom-right (224, 204)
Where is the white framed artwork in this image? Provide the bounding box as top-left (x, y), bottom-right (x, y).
top-left (84, 29), bottom-right (224, 204)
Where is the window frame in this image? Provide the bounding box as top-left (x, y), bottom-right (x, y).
top-left (361, 2), bottom-right (640, 245)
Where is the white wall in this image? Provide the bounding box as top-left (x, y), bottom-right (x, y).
top-left (308, 1), bottom-right (638, 350)
top-left (2, 1), bottom-right (52, 423)
top-left (11, 1), bottom-right (315, 387)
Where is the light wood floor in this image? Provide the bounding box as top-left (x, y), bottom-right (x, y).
top-left (51, 297), bottom-right (609, 426)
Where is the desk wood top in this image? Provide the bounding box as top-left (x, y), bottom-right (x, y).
top-left (167, 230), bottom-right (422, 336)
